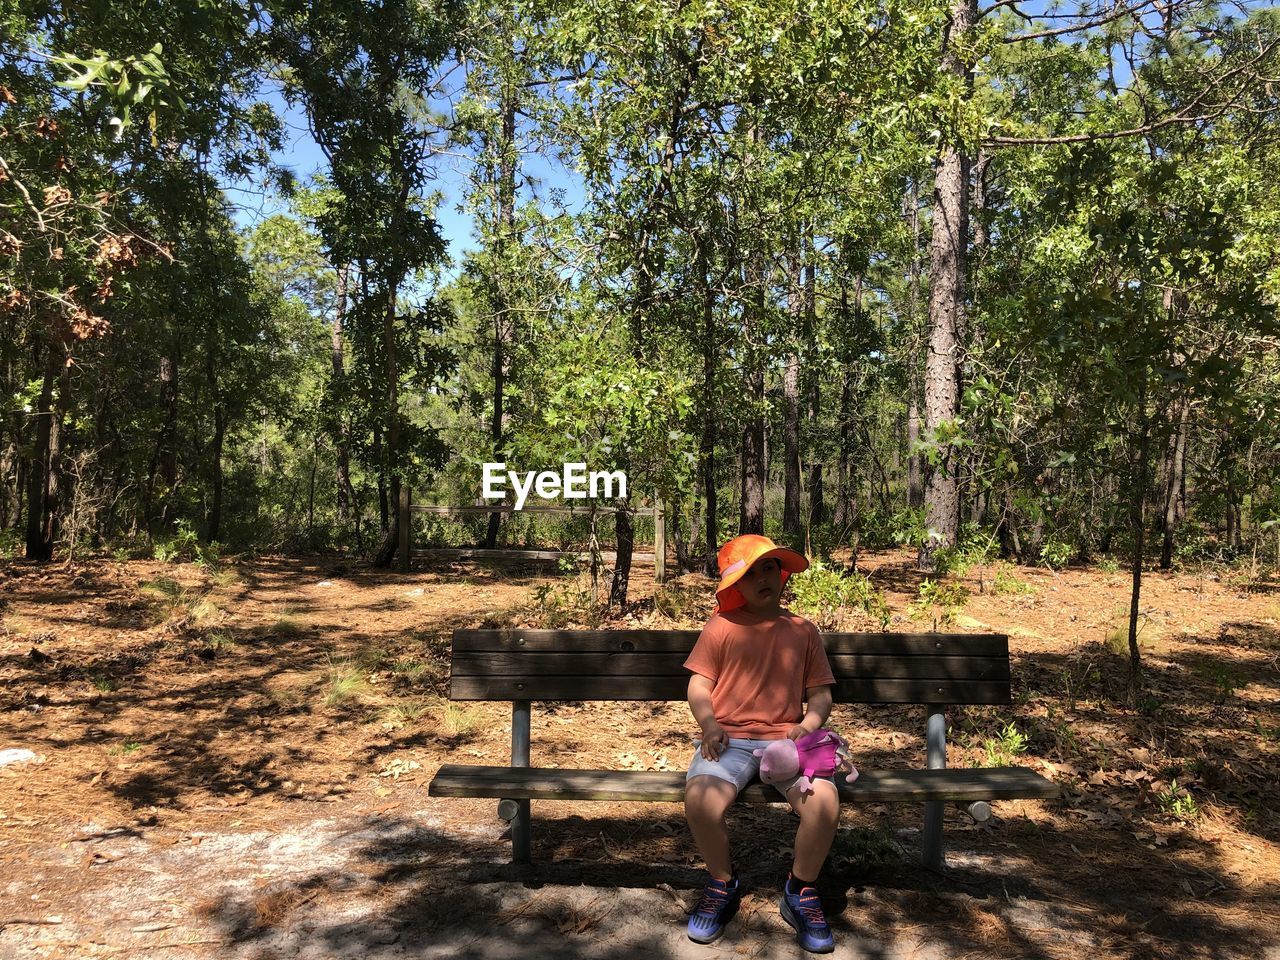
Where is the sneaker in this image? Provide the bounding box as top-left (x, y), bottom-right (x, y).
top-left (686, 875), bottom-right (741, 944)
top-left (779, 875), bottom-right (835, 953)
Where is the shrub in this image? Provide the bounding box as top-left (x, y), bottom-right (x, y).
top-left (788, 561), bottom-right (891, 631)
top-left (973, 721), bottom-right (1028, 767)
top-left (1039, 538), bottom-right (1072, 570)
top-left (909, 578), bottom-right (970, 628)
top-left (991, 561), bottom-right (1034, 596)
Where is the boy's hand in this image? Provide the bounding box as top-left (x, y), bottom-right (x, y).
top-left (787, 719), bottom-right (820, 740)
top-left (700, 723), bottom-right (728, 760)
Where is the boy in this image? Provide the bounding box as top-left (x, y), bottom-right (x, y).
top-left (682, 534), bottom-right (840, 953)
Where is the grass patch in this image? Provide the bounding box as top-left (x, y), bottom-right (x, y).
top-left (381, 699), bottom-right (428, 727)
top-left (109, 740), bottom-right (142, 756)
top-left (270, 616), bottom-right (304, 638)
top-left (87, 670), bottom-right (117, 693)
top-left (391, 658), bottom-right (430, 681)
top-left (438, 701), bottom-right (482, 736)
top-left (323, 655), bottom-right (368, 707)
top-left (204, 629), bottom-right (237, 652)
top-left (207, 566), bottom-right (242, 589)
top-left (1103, 606), bottom-right (1161, 655)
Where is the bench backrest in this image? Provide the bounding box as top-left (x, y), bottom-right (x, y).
top-left (450, 629), bottom-right (1012, 705)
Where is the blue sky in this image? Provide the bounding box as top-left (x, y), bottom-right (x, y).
top-left (226, 83), bottom-right (587, 276)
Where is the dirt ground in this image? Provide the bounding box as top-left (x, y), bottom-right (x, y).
top-left (1, 549), bottom-right (1277, 959)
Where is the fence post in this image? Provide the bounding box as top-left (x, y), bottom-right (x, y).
top-left (399, 484), bottom-right (411, 573)
top-left (654, 498), bottom-right (666, 584)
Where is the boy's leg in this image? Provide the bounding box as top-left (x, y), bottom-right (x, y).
top-left (684, 775), bottom-right (739, 881)
top-left (784, 780), bottom-right (839, 883)
top-left (780, 780), bottom-right (840, 953)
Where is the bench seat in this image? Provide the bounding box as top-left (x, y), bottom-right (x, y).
top-left (430, 763), bottom-right (1060, 804)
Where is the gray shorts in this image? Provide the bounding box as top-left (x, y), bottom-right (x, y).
top-left (686, 737), bottom-right (838, 798)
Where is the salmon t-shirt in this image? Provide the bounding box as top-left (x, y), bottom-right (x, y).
top-left (683, 609), bottom-right (836, 739)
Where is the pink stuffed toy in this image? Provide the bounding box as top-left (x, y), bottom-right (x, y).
top-left (754, 729), bottom-right (859, 795)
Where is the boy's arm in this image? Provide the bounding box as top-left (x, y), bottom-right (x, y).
top-left (787, 684), bottom-right (834, 740)
top-left (688, 674), bottom-right (728, 760)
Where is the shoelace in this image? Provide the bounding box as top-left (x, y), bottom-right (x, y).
top-left (696, 884), bottom-right (731, 917)
top-left (794, 888), bottom-right (828, 928)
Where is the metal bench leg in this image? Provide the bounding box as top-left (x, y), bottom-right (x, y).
top-left (922, 705), bottom-right (946, 871)
top-left (510, 700), bottom-right (532, 864)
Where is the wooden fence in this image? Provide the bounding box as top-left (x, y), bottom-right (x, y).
top-left (398, 487), bottom-right (665, 583)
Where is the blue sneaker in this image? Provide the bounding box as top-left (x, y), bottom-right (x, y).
top-left (686, 875), bottom-right (740, 944)
top-left (779, 875), bottom-right (835, 953)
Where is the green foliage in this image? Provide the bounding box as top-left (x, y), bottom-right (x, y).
top-left (909, 578), bottom-right (970, 628)
top-left (1156, 779), bottom-right (1200, 821)
top-left (0, 529), bottom-right (20, 560)
top-left (788, 561), bottom-right (891, 631)
top-left (935, 525), bottom-right (998, 577)
top-left (1039, 538), bottom-right (1073, 570)
top-left (973, 722), bottom-right (1029, 768)
top-left (533, 578), bottom-right (603, 629)
top-left (991, 561), bottom-right (1034, 596)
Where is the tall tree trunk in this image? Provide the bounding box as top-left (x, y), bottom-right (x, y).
top-left (804, 235), bottom-right (824, 528)
top-left (919, 0), bottom-right (974, 571)
top-left (1160, 401), bottom-right (1190, 570)
top-left (609, 502), bottom-right (634, 607)
top-left (24, 348), bottom-right (58, 561)
top-left (739, 311), bottom-right (766, 537)
top-left (698, 240), bottom-right (719, 575)
top-left (374, 282), bottom-right (402, 568)
top-left (904, 184), bottom-right (925, 511)
top-left (146, 344), bottom-right (180, 537)
top-left (206, 356), bottom-right (226, 543)
top-left (782, 249), bottom-right (803, 540)
top-left (485, 85), bottom-right (517, 550)
top-left (1127, 409), bottom-right (1151, 701)
top-left (331, 263), bottom-right (354, 528)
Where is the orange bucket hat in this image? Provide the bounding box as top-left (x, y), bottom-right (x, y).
top-left (715, 534), bottom-right (809, 612)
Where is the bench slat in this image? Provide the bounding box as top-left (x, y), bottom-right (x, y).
top-left (451, 652), bottom-right (1011, 681)
top-left (454, 630), bottom-right (1008, 657)
top-left (429, 763), bottom-right (1060, 803)
top-left (449, 675), bottom-right (1012, 703)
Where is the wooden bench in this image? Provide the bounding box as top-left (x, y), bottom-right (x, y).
top-left (428, 628), bottom-right (1060, 870)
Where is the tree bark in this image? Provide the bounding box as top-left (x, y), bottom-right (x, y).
top-left (609, 502), bottom-right (634, 607)
top-left (904, 184), bottom-right (925, 511)
top-left (1160, 400), bottom-right (1190, 570)
top-left (804, 239), bottom-right (824, 528)
top-left (146, 343), bottom-right (180, 537)
top-left (331, 262), bottom-right (355, 528)
top-left (782, 252), bottom-right (803, 539)
top-left (374, 282), bottom-right (402, 568)
top-left (206, 355), bottom-right (226, 543)
top-left (697, 240), bottom-right (719, 575)
top-left (1127, 412), bottom-right (1151, 701)
top-left (485, 84), bottom-right (517, 551)
top-left (739, 330), bottom-right (766, 537)
top-left (24, 348), bottom-right (58, 561)
top-left (919, 72), bottom-right (972, 568)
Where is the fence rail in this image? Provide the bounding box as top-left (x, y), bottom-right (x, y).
top-left (398, 487), bottom-right (665, 583)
